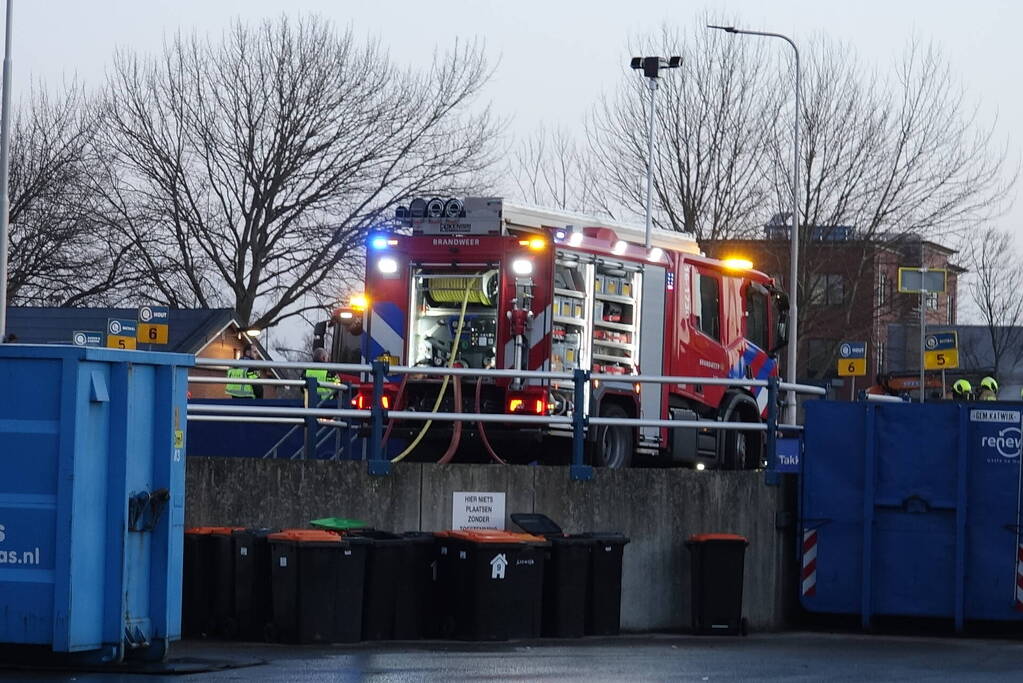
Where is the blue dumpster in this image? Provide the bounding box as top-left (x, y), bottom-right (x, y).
top-left (801, 400), bottom-right (1023, 632)
top-left (0, 345), bottom-right (193, 662)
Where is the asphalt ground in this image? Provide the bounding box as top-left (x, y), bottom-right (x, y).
top-left (5, 632), bottom-right (1023, 682)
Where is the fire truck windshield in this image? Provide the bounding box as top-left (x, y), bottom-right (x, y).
top-left (409, 267), bottom-right (499, 369)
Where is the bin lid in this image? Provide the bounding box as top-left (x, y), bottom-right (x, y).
top-left (267, 529), bottom-right (343, 543)
top-left (232, 527), bottom-right (278, 537)
top-left (309, 517), bottom-right (370, 532)
top-left (445, 529), bottom-right (547, 544)
top-left (510, 513), bottom-right (564, 537)
top-left (687, 533), bottom-right (748, 544)
top-left (185, 526), bottom-right (243, 536)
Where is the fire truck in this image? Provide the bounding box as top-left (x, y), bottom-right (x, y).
top-left (317, 197), bottom-right (788, 469)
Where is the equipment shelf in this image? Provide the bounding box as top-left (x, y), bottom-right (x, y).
top-left (554, 287), bottom-right (586, 299)
top-left (593, 320), bottom-right (634, 332)
top-left (595, 293), bottom-right (635, 305)
top-left (553, 315), bottom-right (586, 327)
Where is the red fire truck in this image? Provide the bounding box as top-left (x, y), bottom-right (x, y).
top-left (318, 197), bottom-right (788, 469)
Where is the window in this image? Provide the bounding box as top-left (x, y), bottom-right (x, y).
top-left (947, 295), bottom-right (954, 325)
top-left (926, 292), bottom-right (938, 311)
top-left (746, 286), bottom-right (769, 350)
top-left (694, 273), bottom-right (721, 340)
top-left (810, 274), bottom-right (846, 306)
top-left (878, 272), bottom-right (888, 308)
top-left (876, 340), bottom-right (886, 373)
top-left (806, 339), bottom-right (838, 379)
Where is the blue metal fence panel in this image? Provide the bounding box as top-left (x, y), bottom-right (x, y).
top-left (0, 345), bottom-right (193, 661)
top-left (801, 400), bottom-right (1023, 629)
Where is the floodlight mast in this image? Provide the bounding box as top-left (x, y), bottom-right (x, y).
top-left (630, 55), bottom-right (680, 250)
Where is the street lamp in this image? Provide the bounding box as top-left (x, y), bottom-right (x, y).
top-left (708, 24), bottom-right (801, 426)
top-left (0, 0), bottom-right (13, 343)
top-left (630, 55), bottom-right (681, 250)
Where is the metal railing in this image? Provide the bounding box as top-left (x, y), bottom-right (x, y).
top-left (187, 358), bottom-right (826, 480)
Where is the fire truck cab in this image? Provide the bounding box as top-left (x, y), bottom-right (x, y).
top-left (318, 197), bottom-right (788, 469)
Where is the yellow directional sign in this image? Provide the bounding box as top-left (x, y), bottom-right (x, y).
top-left (137, 305), bottom-right (170, 345)
top-left (106, 318), bottom-right (138, 350)
top-left (107, 335), bottom-right (137, 350)
top-left (924, 332), bottom-right (959, 370)
top-left (137, 323), bottom-right (169, 344)
top-left (837, 341), bottom-right (867, 377)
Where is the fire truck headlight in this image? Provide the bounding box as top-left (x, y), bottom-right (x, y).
top-left (377, 257), bottom-right (399, 274)
top-left (648, 247), bottom-right (664, 262)
top-left (612, 240), bottom-right (628, 255)
top-left (568, 232), bottom-right (584, 247)
top-left (511, 258), bottom-right (533, 276)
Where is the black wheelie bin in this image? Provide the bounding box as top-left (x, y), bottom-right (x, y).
top-left (685, 533), bottom-right (749, 635)
top-left (267, 529), bottom-right (369, 643)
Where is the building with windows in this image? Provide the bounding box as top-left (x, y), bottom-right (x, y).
top-left (704, 219), bottom-right (964, 386)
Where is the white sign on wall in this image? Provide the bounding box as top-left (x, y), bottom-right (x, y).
top-left (452, 491), bottom-right (506, 530)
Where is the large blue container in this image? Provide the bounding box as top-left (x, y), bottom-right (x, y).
top-left (800, 400), bottom-right (1023, 632)
top-left (0, 345), bottom-right (193, 662)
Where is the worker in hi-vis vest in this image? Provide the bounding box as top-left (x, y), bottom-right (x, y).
top-left (225, 346), bottom-right (261, 399)
top-left (305, 347), bottom-right (337, 402)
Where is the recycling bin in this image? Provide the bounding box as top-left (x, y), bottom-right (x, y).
top-left (231, 528), bottom-right (276, 641)
top-left (351, 530), bottom-right (408, 640)
top-left (182, 526), bottom-right (242, 638)
top-left (268, 530), bottom-right (369, 644)
top-left (685, 533), bottom-right (748, 635)
top-left (434, 530), bottom-right (548, 641)
top-left (395, 532), bottom-right (439, 640)
top-left (511, 514), bottom-right (630, 638)
top-left (583, 532), bottom-right (630, 636)
top-left (510, 513), bottom-right (592, 638)
top-left (0, 345), bottom-right (193, 663)
top-left (310, 517), bottom-right (370, 533)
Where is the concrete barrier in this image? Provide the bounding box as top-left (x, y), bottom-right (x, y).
top-left (186, 458), bottom-right (792, 632)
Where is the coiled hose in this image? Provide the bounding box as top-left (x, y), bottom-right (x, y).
top-left (390, 280), bottom-right (472, 464)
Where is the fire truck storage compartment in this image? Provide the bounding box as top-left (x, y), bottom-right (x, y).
top-left (591, 261), bottom-right (640, 376)
top-left (410, 267), bottom-right (499, 369)
top-left (801, 400), bottom-right (1023, 630)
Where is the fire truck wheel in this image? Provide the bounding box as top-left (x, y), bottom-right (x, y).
top-left (591, 403), bottom-right (633, 469)
top-left (719, 393), bottom-right (763, 470)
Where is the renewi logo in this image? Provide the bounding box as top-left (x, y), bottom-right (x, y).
top-left (0, 524), bottom-right (5, 543)
top-left (981, 427), bottom-right (1022, 459)
top-left (971, 410), bottom-right (1023, 461)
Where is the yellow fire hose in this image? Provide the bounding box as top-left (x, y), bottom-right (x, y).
top-left (390, 279), bottom-right (473, 463)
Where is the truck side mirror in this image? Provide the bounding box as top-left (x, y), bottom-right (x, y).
top-left (313, 321), bottom-right (327, 350)
top-left (770, 293), bottom-right (789, 355)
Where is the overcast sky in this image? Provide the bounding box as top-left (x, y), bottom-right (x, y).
top-left (11, 0), bottom-right (1019, 332)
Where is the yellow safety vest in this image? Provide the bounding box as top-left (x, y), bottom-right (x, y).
top-left (305, 368), bottom-right (335, 400)
top-left (225, 367), bottom-right (256, 398)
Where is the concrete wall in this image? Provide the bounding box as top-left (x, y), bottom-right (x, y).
top-left (186, 458), bottom-right (793, 632)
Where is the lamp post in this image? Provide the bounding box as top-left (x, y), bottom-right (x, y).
top-left (709, 25), bottom-right (800, 425)
top-left (629, 55), bottom-right (680, 250)
top-left (0, 0), bottom-right (12, 343)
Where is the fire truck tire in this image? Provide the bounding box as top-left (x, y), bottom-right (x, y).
top-left (590, 403), bottom-right (633, 469)
top-left (719, 392), bottom-right (763, 471)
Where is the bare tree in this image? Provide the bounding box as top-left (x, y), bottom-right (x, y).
top-left (506, 124), bottom-right (613, 216)
top-left (963, 227), bottom-right (1023, 375)
top-left (587, 19), bottom-right (779, 238)
top-left (6, 84), bottom-right (135, 306)
top-left (100, 15), bottom-right (499, 329)
top-left (757, 38), bottom-right (1015, 376)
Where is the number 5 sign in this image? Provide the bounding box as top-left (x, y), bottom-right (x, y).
top-left (924, 332), bottom-right (959, 370)
top-left (837, 341), bottom-right (867, 377)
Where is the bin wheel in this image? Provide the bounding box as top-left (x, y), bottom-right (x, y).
top-left (740, 617), bottom-right (750, 636)
top-left (590, 404), bottom-right (633, 469)
top-left (263, 622), bottom-right (280, 643)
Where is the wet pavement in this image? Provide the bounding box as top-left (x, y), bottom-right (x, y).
top-left (5, 632), bottom-right (1023, 681)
